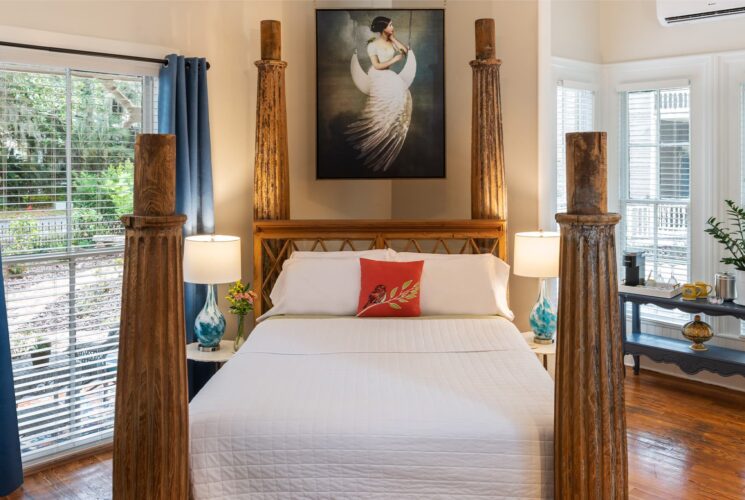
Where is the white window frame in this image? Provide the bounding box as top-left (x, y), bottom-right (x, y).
top-left (540, 57), bottom-right (601, 230)
top-left (0, 26), bottom-right (173, 471)
top-left (719, 53), bottom-right (745, 339)
top-left (556, 81), bottom-right (596, 215)
top-left (618, 84), bottom-right (691, 288)
top-left (603, 56), bottom-right (714, 327)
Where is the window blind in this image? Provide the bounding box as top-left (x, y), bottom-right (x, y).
top-left (0, 63), bottom-right (155, 464)
top-left (556, 84), bottom-right (595, 213)
top-left (620, 87), bottom-right (691, 324)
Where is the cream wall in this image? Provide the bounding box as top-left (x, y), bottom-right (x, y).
top-left (0, 0), bottom-right (539, 331)
top-left (598, 0), bottom-right (745, 63)
top-left (551, 0), bottom-right (745, 64)
top-left (550, 0), bottom-right (601, 63)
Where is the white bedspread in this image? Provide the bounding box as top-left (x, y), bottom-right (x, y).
top-left (189, 317), bottom-right (554, 499)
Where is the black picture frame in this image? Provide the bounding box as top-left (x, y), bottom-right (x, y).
top-left (315, 8), bottom-right (446, 179)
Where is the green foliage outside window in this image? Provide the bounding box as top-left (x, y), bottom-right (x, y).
top-left (0, 69), bottom-right (142, 254)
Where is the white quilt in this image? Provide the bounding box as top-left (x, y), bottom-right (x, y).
top-left (189, 317), bottom-right (554, 499)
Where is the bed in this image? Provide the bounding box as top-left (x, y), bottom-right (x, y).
top-left (187, 220), bottom-right (554, 498)
top-left (115, 19), bottom-right (627, 496)
top-left (190, 315), bottom-right (554, 499)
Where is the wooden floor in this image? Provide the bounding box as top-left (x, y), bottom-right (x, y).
top-left (3, 368), bottom-right (745, 499)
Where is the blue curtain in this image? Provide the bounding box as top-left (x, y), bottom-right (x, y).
top-left (0, 250), bottom-right (23, 495)
top-left (158, 55), bottom-right (217, 399)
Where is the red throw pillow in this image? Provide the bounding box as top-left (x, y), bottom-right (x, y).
top-left (357, 258), bottom-right (423, 317)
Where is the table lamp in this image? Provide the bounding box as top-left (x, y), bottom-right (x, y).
top-left (183, 235), bottom-right (241, 351)
top-left (514, 231), bottom-right (560, 344)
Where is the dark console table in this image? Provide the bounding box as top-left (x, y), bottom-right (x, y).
top-left (620, 291), bottom-right (745, 378)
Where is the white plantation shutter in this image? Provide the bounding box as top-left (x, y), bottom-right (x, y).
top-left (741, 83), bottom-right (745, 338)
top-left (620, 86), bottom-right (691, 324)
top-left (0, 62), bottom-right (155, 464)
top-left (556, 83), bottom-right (595, 214)
top-left (742, 83), bottom-right (745, 203)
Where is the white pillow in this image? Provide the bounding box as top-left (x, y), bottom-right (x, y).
top-left (259, 257), bottom-right (361, 321)
top-left (266, 249), bottom-right (395, 314)
top-left (395, 253), bottom-right (513, 320)
top-left (290, 249), bottom-right (395, 260)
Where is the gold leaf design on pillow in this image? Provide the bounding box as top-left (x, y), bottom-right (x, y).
top-left (357, 280), bottom-right (420, 316)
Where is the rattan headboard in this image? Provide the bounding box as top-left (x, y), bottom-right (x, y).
top-left (252, 219), bottom-right (507, 318)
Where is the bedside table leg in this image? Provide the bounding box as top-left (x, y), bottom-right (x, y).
top-left (633, 354), bottom-right (640, 375)
top-left (543, 354), bottom-right (548, 370)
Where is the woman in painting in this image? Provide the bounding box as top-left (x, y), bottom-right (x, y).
top-left (347, 15), bottom-right (417, 172)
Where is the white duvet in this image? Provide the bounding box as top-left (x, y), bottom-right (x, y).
top-left (189, 317), bottom-right (554, 499)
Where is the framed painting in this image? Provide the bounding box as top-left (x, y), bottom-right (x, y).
top-left (316, 9), bottom-right (445, 179)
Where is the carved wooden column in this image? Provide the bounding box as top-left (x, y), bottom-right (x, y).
top-left (470, 18), bottom-right (506, 221)
top-left (254, 20), bottom-right (289, 312)
top-left (254, 19), bottom-right (289, 220)
top-left (554, 132), bottom-right (628, 499)
top-left (113, 134), bottom-right (189, 499)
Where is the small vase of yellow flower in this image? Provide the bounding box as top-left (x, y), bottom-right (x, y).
top-left (226, 280), bottom-right (257, 352)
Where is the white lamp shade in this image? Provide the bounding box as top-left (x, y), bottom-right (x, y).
top-left (513, 231), bottom-right (560, 278)
top-left (183, 235), bottom-right (242, 284)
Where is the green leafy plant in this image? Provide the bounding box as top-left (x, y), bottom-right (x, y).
top-left (72, 160), bottom-right (133, 220)
top-left (73, 207), bottom-right (104, 246)
top-left (102, 161), bottom-right (134, 216)
top-left (6, 263), bottom-right (27, 278)
top-left (705, 199), bottom-right (745, 271)
top-left (7, 215), bottom-right (40, 254)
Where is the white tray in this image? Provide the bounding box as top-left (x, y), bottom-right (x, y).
top-left (618, 283), bottom-right (682, 298)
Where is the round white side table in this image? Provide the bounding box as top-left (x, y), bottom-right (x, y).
top-left (521, 331), bottom-right (556, 370)
top-left (186, 340), bottom-right (235, 367)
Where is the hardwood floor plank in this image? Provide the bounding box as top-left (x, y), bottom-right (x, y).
top-left (2, 368), bottom-right (744, 499)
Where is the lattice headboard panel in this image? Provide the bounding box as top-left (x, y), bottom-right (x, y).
top-left (253, 219), bottom-right (507, 318)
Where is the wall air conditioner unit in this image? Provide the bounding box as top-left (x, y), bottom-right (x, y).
top-left (657, 0), bottom-right (745, 25)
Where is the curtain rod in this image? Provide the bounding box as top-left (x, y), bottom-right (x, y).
top-left (0, 40), bottom-right (210, 70)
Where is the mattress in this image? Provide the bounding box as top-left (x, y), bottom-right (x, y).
top-left (189, 316), bottom-right (554, 499)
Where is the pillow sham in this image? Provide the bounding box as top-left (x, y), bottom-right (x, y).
top-left (394, 252), bottom-right (513, 320)
top-left (269, 249), bottom-right (395, 305)
top-left (357, 259), bottom-right (423, 317)
top-left (289, 249), bottom-right (396, 260)
top-left (260, 257), bottom-right (362, 321)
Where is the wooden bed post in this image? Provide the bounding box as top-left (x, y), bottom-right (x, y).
top-left (470, 18), bottom-right (506, 221)
top-left (254, 20), bottom-right (289, 314)
top-left (554, 132), bottom-right (628, 499)
top-left (254, 20), bottom-right (289, 221)
top-left (113, 134), bottom-right (189, 499)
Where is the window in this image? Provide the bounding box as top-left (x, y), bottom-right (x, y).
top-left (742, 83), bottom-right (745, 203)
top-left (556, 83), bottom-right (595, 213)
top-left (1, 63), bottom-right (155, 464)
top-left (620, 86), bottom-right (691, 323)
top-left (741, 83), bottom-right (745, 338)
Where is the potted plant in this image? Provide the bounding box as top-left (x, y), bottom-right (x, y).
top-left (226, 280), bottom-right (257, 352)
top-left (706, 200), bottom-right (745, 305)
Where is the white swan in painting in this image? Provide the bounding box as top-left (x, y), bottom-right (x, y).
top-left (346, 16), bottom-right (417, 172)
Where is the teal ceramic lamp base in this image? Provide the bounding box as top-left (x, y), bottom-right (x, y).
top-left (529, 279), bottom-right (557, 344)
top-left (194, 284), bottom-right (226, 351)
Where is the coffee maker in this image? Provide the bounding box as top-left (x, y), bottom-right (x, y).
top-left (623, 250), bottom-right (645, 286)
